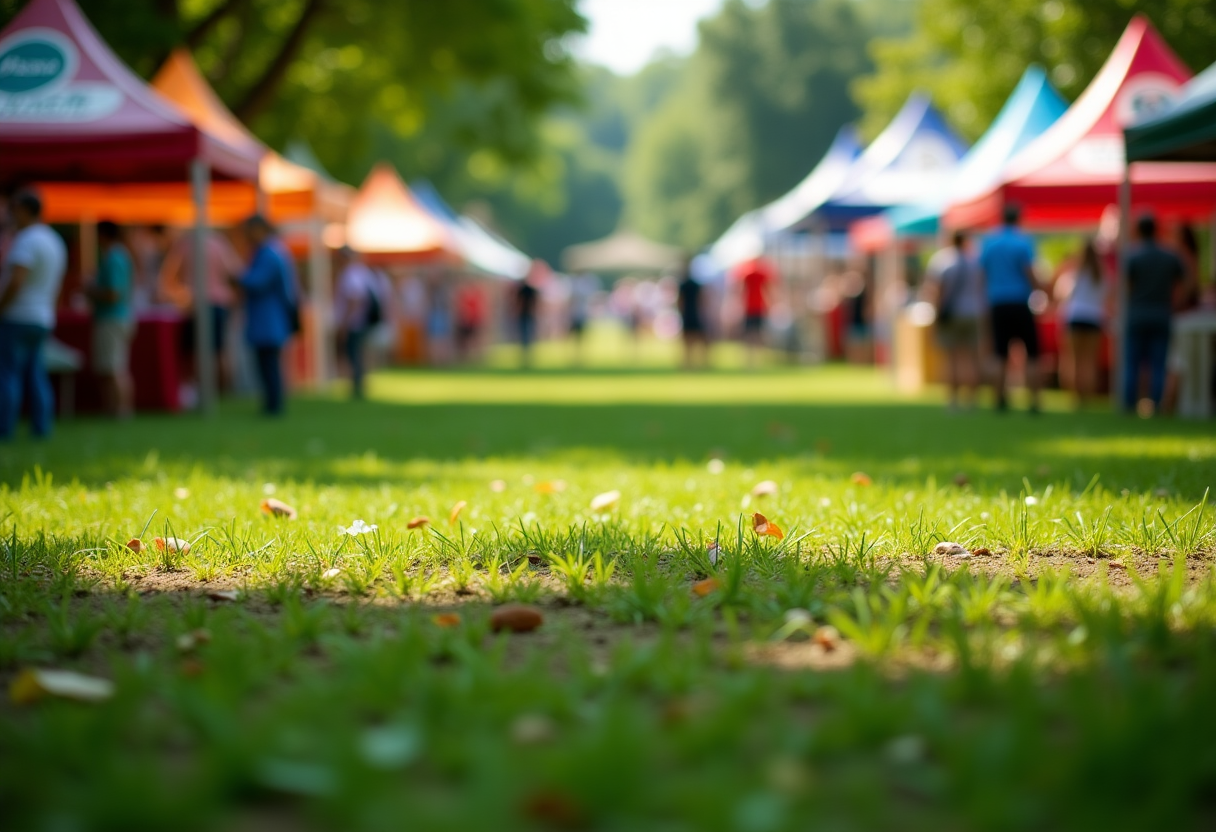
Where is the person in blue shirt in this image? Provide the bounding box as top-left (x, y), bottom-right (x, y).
top-left (979, 205), bottom-right (1043, 413)
top-left (234, 215), bottom-right (298, 416)
top-left (87, 220), bottom-right (135, 418)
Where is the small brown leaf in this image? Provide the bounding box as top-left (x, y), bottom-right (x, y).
top-left (751, 480), bottom-right (779, 497)
top-left (260, 498), bottom-right (298, 520)
top-left (752, 512), bottom-right (785, 540)
top-left (953, 472), bottom-right (970, 487)
top-left (969, 548), bottom-right (991, 557)
top-left (449, 501), bottom-right (468, 524)
top-left (850, 472), bottom-right (873, 487)
top-left (432, 612), bottom-right (462, 628)
top-left (692, 577), bottom-right (721, 597)
top-left (125, 538), bottom-right (143, 553)
top-left (407, 516), bottom-right (431, 530)
top-left (154, 536), bottom-right (190, 555)
top-left (521, 789), bottom-right (584, 829)
top-left (813, 625), bottom-right (841, 652)
top-left (490, 604), bottom-right (544, 633)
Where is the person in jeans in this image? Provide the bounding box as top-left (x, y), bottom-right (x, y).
top-left (87, 221), bottom-right (136, 418)
top-left (0, 190), bottom-right (67, 439)
top-left (1057, 239), bottom-right (1108, 408)
top-left (1123, 214), bottom-right (1184, 415)
top-left (979, 205), bottom-right (1042, 413)
top-left (925, 230), bottom-right (984, 411)
top-left (234, 215), bottom-right (298, 416)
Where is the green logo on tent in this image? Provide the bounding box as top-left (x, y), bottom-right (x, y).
top-left (0, 40), bottom-right (68, 94)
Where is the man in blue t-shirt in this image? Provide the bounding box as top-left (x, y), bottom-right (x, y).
top-left (88, 221), bottom-right (135, 418)
top-left (979, 205), bottom-right (1042, 413)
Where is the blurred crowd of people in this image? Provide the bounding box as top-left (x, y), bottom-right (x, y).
top-left (921, 205), bottom-right (1205, 415)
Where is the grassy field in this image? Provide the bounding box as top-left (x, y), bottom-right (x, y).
top-left (2, 336), bottom-right (1216, 832)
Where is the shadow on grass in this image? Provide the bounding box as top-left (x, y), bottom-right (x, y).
top-left (3, 391), bottom-right (1213, 498)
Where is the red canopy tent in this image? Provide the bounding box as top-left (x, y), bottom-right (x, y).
top-left (944, 16), bottom-right (1216, 231)
top-left (0, 0), bottom-right (263, 413)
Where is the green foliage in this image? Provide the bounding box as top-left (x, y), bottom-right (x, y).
top-left (855, 0), bottom-right (1216, 141)
top-left (623, 0), bottom-right (877, 250)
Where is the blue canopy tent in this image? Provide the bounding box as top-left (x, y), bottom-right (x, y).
top-left (852, 67), bottom-right (1068, 252)
top-left (709, 125), bottom-right (861, 271)
top-left (412, 180), bottom-right (531, 280)
top-left (781, 94), bottom-right (968, 235)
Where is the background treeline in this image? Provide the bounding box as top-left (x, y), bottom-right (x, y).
top-left (3, 0), bottom-right (1215, 262)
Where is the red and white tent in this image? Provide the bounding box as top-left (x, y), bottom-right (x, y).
top-left (0, 0), bottom-right (259, 183)
top-left (944, 15), bottom-right (1216, 230)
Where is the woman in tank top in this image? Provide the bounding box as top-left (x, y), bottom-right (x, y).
top-left (1057, 239), bottom-right (1107, 407)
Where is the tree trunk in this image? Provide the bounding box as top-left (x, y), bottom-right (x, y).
top-left (233, 0), bottom-right (326, 123)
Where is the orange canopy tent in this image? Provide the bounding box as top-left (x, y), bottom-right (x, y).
top-left (345, 163), bottom-right (461, 265)
top-left (36, 49), bottom-right (353, 226)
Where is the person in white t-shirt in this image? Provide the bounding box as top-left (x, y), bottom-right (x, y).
top-left (0, 190), bottom-right (67, 439)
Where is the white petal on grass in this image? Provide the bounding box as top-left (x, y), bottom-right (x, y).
top-left (590, 490), bottom-right (621, 512)
top-left (707, 458), bottom-right (725, 475)
top-left (13, 669), bottom-right (115, 703)
top-left (338, 519), bottom-right (378, 536)
top-left (1024, 495), bottom-right (1038, 506)
top-left (321, 567), bottom-right (342, 580)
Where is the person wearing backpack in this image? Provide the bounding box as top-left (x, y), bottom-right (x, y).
top-left (924, 230), bottom-right (984, 412)
top-left (235, 215), bottom-right (299, 416)
top-left (334, 246), bottom-right (386, 399)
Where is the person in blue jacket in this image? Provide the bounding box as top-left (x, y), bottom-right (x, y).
top-left (234, 215), bottom-right (298, 416)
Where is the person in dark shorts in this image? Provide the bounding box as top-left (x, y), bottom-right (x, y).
top-left (736, 257), bottom-right (772, 369)
top-left (678, 257), bottom-right (708, 369)
top-left (979, 205), bottom-right (1042, 412)
top-left (1123, 214), bottom-right (1185, 415)
top-left (516, 261), bottom-right (543, 367)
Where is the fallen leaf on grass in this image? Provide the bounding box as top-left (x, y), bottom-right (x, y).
top-left (260, 498), bottom-right (298, 520)
top-left (431, 613), bottom-right (462, 628)
top-left (692, 577), bottom-right (721, 597)
top-left (321, 567), bottom-right (342, 580)
top-left (179, 658), bottom-right (205, 678)
top-left (850, 472), bottom-right (873, 487)
top-left (969, 548), bottom-right (991, 557)
top-left (207, 589), bottom-right (240, 602)
top-left (751, 480), bottom-right (779, 497)
top-left (752, 512), bottom-right (785, 540)
top-left (154, 536), bottom-right (190, 555)
top-left (407, 516), bottom-right (431, 530)
top-left (533, 480), bottom-right (567, 495)
top-left (1108, 561), bottom-right (1127, 570)
top-left (10, 668), bottom-right (115, 705)
top-left (511, 713), bottom-right (557, 745)
top-left (126, 538), bottom-right (143, 553)
top-left (521, 789), bottom-right (584, 829)
top-left (490, 604), bottom-right (544, 633)
top-left (176, 629), bottom-right (211, 652)
top-left (589, 490), bottom-right (621, 512)
top-left (813, 625), bottom-right (841, 652)
top-left (449, 501), bottom-right (467, 524)
top-left (933, 541), bottom-right (971, 558)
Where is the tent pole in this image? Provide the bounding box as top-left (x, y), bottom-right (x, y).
top-left (309, 216), bottom-right (332, 387)
top-left (191, 157), bottom-right (216, 415)
top-left (1113, 169), bottom-right (1131, 411)
top-left (79, 216), bottom-right (97, 283)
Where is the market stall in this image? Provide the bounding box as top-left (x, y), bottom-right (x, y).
top-left (0, 0), bottom-right (263, 414)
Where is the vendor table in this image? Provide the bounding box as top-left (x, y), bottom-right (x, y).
top-left (1174, 310), bottom-right (1216, 419)
top-left (54, 310), bottom-right (183, 413)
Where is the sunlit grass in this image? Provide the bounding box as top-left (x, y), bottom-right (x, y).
top-left (2, 333), bottom-right (1216, 831)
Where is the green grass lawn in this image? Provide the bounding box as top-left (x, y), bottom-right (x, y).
top-left (2, 336), bottom-right (1216, 832)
